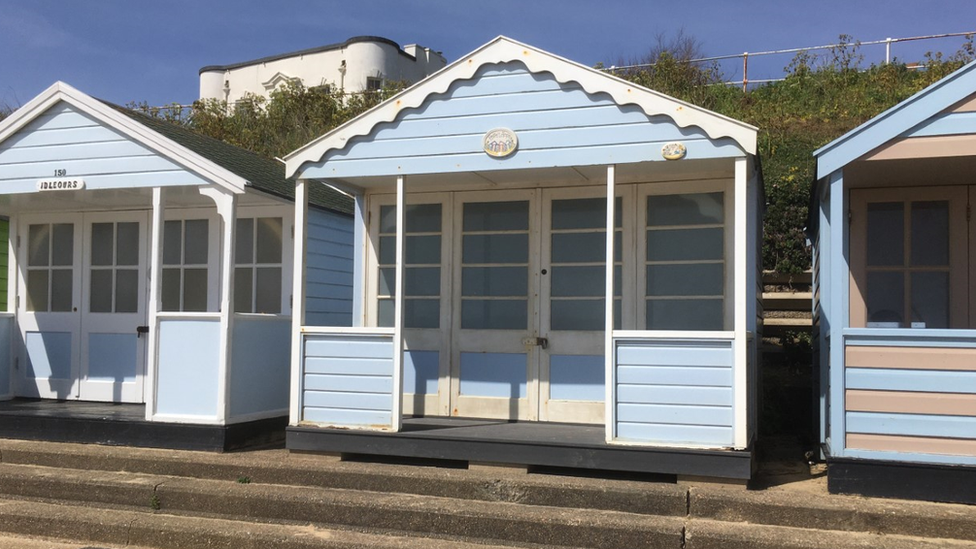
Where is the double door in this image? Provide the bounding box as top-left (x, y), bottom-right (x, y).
top-left (17, 212), bottom-right (148, 403)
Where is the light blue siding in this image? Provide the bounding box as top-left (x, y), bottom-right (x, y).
top-left (298, 63), bottom-right (745, 180)
top-left (0, 315), bottom-right (12, 396)
top-left (404, 350), bottom-right (438, 395)
top-left (847, 368), bottom-right (976, 394)
top-left (305, 208), bottom-right (354, 327)
top-left (0, 102), bottom-right (209, 194)
top-left (902, 110), bottom-right (976, 138)
top-left (549, 354), bottom-right (604, 401)
top-left (847, 412), bottom-right (976, 439)
top-left (301, 333), bottom-right (394, 428)
top-left (229, 316), bottom-right (290, 418)
top-left (87, 333), bottom-right (136, 381)
top-left (156, 319), bottom-right (220, 418)
top-left (25, 331), bottom-right (72, 380)
top-left (459, 352), bottom-right (527, 398)
top-left (614, 338), bottom-right (734, 447)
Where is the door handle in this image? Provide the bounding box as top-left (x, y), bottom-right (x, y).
top-left (521, 337), bottom-right (548, 350)
top-left (136, 325), bottom-right (149, 338)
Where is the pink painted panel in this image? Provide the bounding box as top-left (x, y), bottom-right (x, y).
top-left (846, 346), bottom-right (976, 372)
top-left (847, 389), bottom-right (976, 416)
top-left (848, 433), bottom-right (976, 456)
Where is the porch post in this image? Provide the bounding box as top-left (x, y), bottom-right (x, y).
top-left (392, 175), bottom-right (405, 431)
top-left (289, 179), bottom-right (309, 426)
top-left (733, 157), bottom-right (748, 449)
top-left (827, 170), bottom-right (847, 456)
top-left (604, 164), bottom-right (616, 444)
top-left (200, 188), bottom-right (237, 424)
top-left (145, 187), bottom-right (163, 421)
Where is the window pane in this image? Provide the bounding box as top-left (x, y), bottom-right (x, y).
top-left (377, 298), bottom-right (394, 328)
top-left (647, 227), bottom-right (723, 261)
top-left (405, 299), bottom-right (439, 329)
top-left (235, 219), bottom-right (254, 264)
top-left (405, 203), bottom-right (441, 233)
top-left (911, 201), bottom-right (949, 266)
top-left (646, 263), bottom-right (724, 297)
top-left (161, 269), bottom-right (181, 311)
top-left (463, 201), bottom-right (529, 231)
top-left (89, 270), bottom-right (113, 313)
top-left (461, 299), bottom-right (527, 329)
top-left (115, 269), bottom-right (138, 313)
top-left (163, 221), bottom-right (182, 265)
top-left (51, 270), bottom-right (73, 312)
top-left (26, 270), bottom-right (49, 311)
top-left (552, 198), bottom-right (606, 230)
top-left (462, 234), bottom-right (527, 263)
top-left (911, 271), bottom-right (948, 329)
top-left (646, 299), bottom-right (724, 330)
top-left (379, 205), bottom-right (396, 234)
top-left (647, 193), bottom-right (723, 226)
top-left (183, 269), bottom-right (208, 312)
top-left (406, 267), bottom-right (440, 296)
top-left (406, 235), bottom-right (440, 264)
top-left (234, 267), bottom-right (253, 313)
top-left (551, 299), bottom-right (604, 331)
top-left (378, 236), bottom-right (395, 265)
top-left (552, 232), bottom-right (605, 263)
top-left (462, 267), bottom-right (527, 297)
top-left (116, 223), bottom-right (139, 266)
top-left (28, 224), bottom-right (50, 267)
top-left (866, 202), bottom-right (904, 267)
top-left (866, 271), bottom-right (904, 326)
top-left (90, 223), bottom-right (114, 266)
top-left (551, 265), bottom-right (604, 297)
top-left (184, 220), bottom-right (209, 265)
top-left (255, 267), bottom-right (282, 313)
top-left (255, 218), bottom-right (283, 264)
top-left (52, 224), bottom-right (74, 267)
top-left (378, 267), bottom-right (395, 297)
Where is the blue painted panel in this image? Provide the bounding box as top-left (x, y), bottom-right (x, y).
top-left (549, 355), bottom-right (604, 401)
top-left (616, 365), bottom-right (732, 387)
top-left (846, 368), bottom-right (976, 394)
top-left (404, 86), bottom-right (616, 119)
top-left (305, 337), bottom-right (392, 359)
top-left (617, 403), bottom-right (732, 426)
top-left (305, 282), bottom-right (352, 300)
top-left (0, 140), bottom-right (149, 165)
top-left (845, 448), bottom-right (976, 467)
top-left (0, 171), bottom-right (208, 195)
top-left (616, 385), bottom-right (733, 407)
top-left (304, 373), bottom-right (393, 393)
top-left (229, 317), bottom-right (290, 417)
top-left (303, 406), bottom-right (391, 427)
top-left (459, 352), bottom-right (526, 398)
top-left (847, 411), bottom-right (976, 439)
top-left (305, 208), bottom-right (354, 327)
top-left (25, 331), bottom-right (72, 380)
top-left (616, 422), bottom-right (733, 446)
top-left (0, 316), bottom-right (11, 395)
top-left (303, 390), bottom-right (392, 410)
top-left (616, 341), bottom-right (733, 367)
top-left (156, 319), bottom-right (220, 417)
top-left (844, 329), bottom-right (976, 348)
top-left (87, 333), bottom-right (136, 381)
top-left (902, 111), bottom-right (976, 138)
top-left (306, 253), bottom-right (354, 271)
top-left (404, 350), bottom-right (438, 395)
top-left (305, 356), bottom-right (393, 376)
top-left (445, 67), bottom-right (566, 98)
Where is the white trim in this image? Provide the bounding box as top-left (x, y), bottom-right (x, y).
top-left (155, 312), bottom-right (222, 320)
top-left (0, 82), bottom-right (247, 195)
top-left (732, 157), bottom-right (748, 449)
top-left (392, 175), bottom-right (405, 431)
top-left (604, 164), bottom-right (616, 444)
top-left (285, 36), bottom-right (757, 177)
top-left (300, 326), bottom-right (394, 335)
top-left (289, 179), bottom-right (308, 426)
top-left (146, 187), bottom-right (164, 421)
top-left (149, 413), bottom-right (222, 425)
top-left (611, 330), bottom-right (735, 340)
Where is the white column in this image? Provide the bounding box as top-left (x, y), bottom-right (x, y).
top-left (200, 188), bottom-right (236, 424)
top-left (392, 175), bottom-right (405, 431)
top-left (144, 187), bottom-right (164, 421)
top-left (352, 194), bottom-right (367, 327)
top-left (5, 217), bottom-right (17, 399)
top-left (828, 170), bottom-right (848, 456)
top-left (289, 179), bottom-right (309, 426)
top-left (604, 165), bottom-right (616, 443)
top-left (733, 157), bottom-right (749, 449)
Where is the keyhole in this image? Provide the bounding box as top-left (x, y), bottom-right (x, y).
top-left (541, 269), bottom-right (548, 275)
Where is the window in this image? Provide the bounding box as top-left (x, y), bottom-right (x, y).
top-left (161, 219), bottom-right (209, 312)
top-left (644, 192), bottom-right (727, 331)
top-left (366, 77), bottom-right (383, 91)
top-left (90, 222), bottom-right (139, 313)
top-left (235, 217), bottom-right (283, 314)
top-left (26, 223), bottom-right (74, 312)
top-left (851, 187), bottom-right (968, 329)
top-left (377, 204), bottom-right (442, 328)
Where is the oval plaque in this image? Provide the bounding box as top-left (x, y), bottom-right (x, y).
top-left (661, 142), bottom-right (687, 160)
top-left (483, 128), bottom-right (518, 158)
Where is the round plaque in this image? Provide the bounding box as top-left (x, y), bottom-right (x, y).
top-left (483, 128), bottom-right (518, 158)
top-left (661, 142), bottom-right (687, 160)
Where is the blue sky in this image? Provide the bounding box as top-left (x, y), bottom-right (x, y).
top-left (1, 1), bottom-right (974, 108)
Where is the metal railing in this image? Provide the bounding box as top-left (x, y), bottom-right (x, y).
top-left (607, 31), bottom-right (975, 91)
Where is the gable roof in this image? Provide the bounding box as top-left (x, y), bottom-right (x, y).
top-left (0, 82), bottom-right (351, 214)
top-left (814, 59), bottom-right (976, 179)
top-left (285, 36), bottom-right (758, 179)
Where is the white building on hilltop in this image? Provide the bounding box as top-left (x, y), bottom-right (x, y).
top-left (199, 36), bottom-right (447, 103)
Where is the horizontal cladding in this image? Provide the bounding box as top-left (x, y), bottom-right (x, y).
top-left (847, 389), bottom-right (976, 416)
top-left (0, 102), bottom-right (208, 192)
top-left (846, 368), bottom-right (976, 394)
top-left (846, 345), bottom-right (976, 371)
top-left (614, 338), bottom-right (734, 447)
top-left (846, 411), bottom-right (976, 440)
top-left (302, 333), bottom-right (394, 428)
top-left (847, 433), bottom-right (976, 457)
top-left (305, 209), bottom-right (353, 327)
top-left (903, 110), bottom-right (976, 138)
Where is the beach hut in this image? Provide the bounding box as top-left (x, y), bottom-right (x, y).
top-left (812, 60), bottom-right (976, 502)
top-left (285, 37), bottom-right (763, 480)
top-left (0, 82), bottom-right (353, 450)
